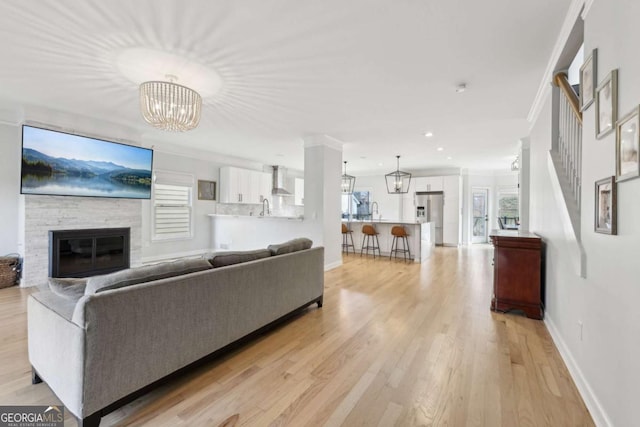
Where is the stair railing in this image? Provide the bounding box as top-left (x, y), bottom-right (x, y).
top-left (553, 72), bottom-right (582, 209)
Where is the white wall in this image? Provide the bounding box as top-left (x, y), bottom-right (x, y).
top-left (529, 1), bottom-right (640, 425)
top-left (0, 124), bottom-right (20, 255)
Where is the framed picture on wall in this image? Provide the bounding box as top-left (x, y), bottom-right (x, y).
top-left (197, 180), bottom-right (216, 201)
top-left (595, 69), bottom-right (618, 139)
top-left (579, 48), bottom-right (597, 111)
top-left (615, 106), bottom-right (640, 182)
top-left (594, 176), bottom-right (617, 235)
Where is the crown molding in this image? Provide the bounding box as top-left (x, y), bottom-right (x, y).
top-left (0, 105), bottom-right (23, 126)
top-left (0, 118), bottom-right (20, 126)
top-left (463, 168), bottom-right (519, 177)
top-left (303, 134), bottom-right (344, 151)
top-left (582, 0), bottom-right (595, 19)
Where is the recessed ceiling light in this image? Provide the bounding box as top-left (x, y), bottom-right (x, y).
top-left (424, 131), bottom-right (434, 138)
top-left (455, 83), bottom-right (467, 93)
top-left (437, 147), bottom-right (444, 151)
top-left (447, 156), bottom-right (452, 160)
top-left (378, 162), bottom-right (383, 166)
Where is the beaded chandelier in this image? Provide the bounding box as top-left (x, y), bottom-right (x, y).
top-left (139, 75), bottom-right (202, 132)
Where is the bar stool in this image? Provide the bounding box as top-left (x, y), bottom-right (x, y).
top-left (390, 225), bottom-right (411, 262)
top-left (360, 224), bottom-right (381, 258)
top-left (342, 223), bottom-right (356, 254)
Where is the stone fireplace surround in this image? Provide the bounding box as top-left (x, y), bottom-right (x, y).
top-left (21, 195), bottom-right (142, 287)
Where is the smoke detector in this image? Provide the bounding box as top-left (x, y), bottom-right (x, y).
top-left (455, 83), bottom-right (467, 93)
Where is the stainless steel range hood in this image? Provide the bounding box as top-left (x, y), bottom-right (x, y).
top-left (272, 166), bottom-right (293, 196)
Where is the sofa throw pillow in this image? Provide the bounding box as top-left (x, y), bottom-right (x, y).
top-left (85, 258), bottom-right (212, 295)
top-left (48, 277), bottom-right (87, 302)
top-left (208, 249), bottom-right (271, 268)
top-left (267, 238), bottom-right (313, 256)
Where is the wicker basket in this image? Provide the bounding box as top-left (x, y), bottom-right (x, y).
top-left (0, 256), bottom-right (20, 288)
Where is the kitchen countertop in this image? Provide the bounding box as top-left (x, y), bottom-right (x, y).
top-left (342, 219), bottom-right (427, 225)
top-left (208, 214), bottom-right (304, 221)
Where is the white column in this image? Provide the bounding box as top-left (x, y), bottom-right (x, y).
top-left (303, 135), bottom-right (343, 270)
top-left (519, 137), bottom-right (531, 231)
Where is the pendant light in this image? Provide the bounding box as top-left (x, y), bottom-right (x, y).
top-left (385, 155), bottom-right (411, 194)
top-left (341, 161), bottom-right (356, 194)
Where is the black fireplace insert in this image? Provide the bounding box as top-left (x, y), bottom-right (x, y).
top-left (49, 228), bottom-right (130, 278)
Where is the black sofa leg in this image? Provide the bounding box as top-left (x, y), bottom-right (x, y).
top-left (31, 367), bottom-right (42, 384)
top-left (317, 296), bottom-right (323, 308)
top-left (77, 413), bottom-right (101, 427)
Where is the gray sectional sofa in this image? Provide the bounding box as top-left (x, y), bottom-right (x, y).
top-left (28, 241), bottom-right (324, 427)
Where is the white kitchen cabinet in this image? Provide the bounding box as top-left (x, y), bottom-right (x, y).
top-left (220, 166), bottom-right (271, 204)
top-left (250, 170), bottom-right (271, 204)
top-left (219, 166), bottom-right (242, 203)
top-left (413, 177), bottom-right (428, 192)
top-left (442, 175), bottom-right (462, 246)
top-left (294, 178), bottom-right (304, 206)
top-left (259, 172), bottom-right (272, 203)
top-left (402, 192), bottom-right (415, 222)
top-left (424, 176), bottom-right (444, 191)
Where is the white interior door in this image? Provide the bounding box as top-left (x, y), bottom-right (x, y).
top-left (471, 188), bottom-right (489, 243)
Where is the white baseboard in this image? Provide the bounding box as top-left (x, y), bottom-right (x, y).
top-left (324, 259), bottom-right (342, 271)
top-left (544, 314), bottom-right (612, 427)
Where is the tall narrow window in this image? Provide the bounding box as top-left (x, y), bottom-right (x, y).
top-left (152, 171), bottom-right (194, 240)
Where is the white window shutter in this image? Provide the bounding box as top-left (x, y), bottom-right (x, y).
top-left (152, 176), bottom-right (193, 240)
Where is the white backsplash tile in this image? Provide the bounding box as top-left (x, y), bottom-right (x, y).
top-left (216, 198), bottom-right (304, 218)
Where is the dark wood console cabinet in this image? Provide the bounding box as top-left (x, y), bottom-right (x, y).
top-left (490, 230), bottom-right (543, 320)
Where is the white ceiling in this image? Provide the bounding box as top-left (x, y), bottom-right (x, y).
top-left (0, 0), bottom-right (571, 174)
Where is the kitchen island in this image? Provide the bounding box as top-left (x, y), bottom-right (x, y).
top-left (208, 214), bottom-right (309, 251)
top-left (208, 214), bottom-right (434, 264)
top-left (342, 219), bottom-right (434, 262)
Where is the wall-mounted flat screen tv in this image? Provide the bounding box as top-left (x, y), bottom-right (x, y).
top-left (21, 125), bottom-right (153, 199)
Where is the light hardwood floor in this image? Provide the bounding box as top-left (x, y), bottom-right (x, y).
top-left (0, 246), bottom-right (594, 426)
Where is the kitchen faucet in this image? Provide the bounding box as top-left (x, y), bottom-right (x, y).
top-left (260, 198), bottom-right (270, 216)
top-left (371, 201), bottom-right (380, 220)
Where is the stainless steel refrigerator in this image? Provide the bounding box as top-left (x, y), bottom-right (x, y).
top-left (415, 191), bottom-right (444, 245)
